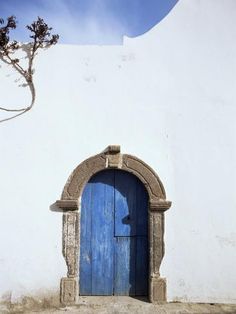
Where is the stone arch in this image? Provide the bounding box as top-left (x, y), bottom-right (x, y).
top-left (55, 146), bottom-right (171, 304)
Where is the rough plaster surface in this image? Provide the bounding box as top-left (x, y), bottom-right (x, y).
top-left (0, 0), bottom-right (236, 303)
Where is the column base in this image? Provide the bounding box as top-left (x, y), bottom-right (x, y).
top-left (149, 277), bottom-right (167, 303)
top-left (60, 277), bottom-right (78, 305)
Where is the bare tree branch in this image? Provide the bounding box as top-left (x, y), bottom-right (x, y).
top-left (0, 16), bottom-right (59, 123)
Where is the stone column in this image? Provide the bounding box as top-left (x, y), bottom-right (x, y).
top-left (56, 200), bottom-right (79, 305)
top-left (149, 200), bottom-right (171, 302)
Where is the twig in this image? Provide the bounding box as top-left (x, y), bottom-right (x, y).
top-left (0, 16), bottom-right (59, 123)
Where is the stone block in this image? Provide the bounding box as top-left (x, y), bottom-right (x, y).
top-left (150, 277), bottom-right (167, 303)
top-left (60, 277), bottom-right (77, 305)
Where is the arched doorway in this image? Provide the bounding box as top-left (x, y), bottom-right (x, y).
top-left (80, 169), bottom-right (149, 296)
top-left (55, 145), bottom-right (171, 304)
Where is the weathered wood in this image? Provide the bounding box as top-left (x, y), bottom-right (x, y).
top-left (79, 169), bottom-right (148, 296)
top-left (136, 236), bottom-right (148, 295)
top-left (136, 177), bottom-right (148, 236)
top-left (91, 171), bottom-right (114, 295)
top-left (79, 182), bottom-right (92, 295)
top-left (114, 170), bottom-right (137, 236)
top-left (114, 171), bottom-right (148, 296)
top-left (80, 170), bottom-right (114, 295)
top-left (114, 237), bottom-right (136, 295)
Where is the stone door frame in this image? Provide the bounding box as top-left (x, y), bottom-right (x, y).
top-left (55, 145), bottom-right (171, 304)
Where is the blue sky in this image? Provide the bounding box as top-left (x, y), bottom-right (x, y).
top-left (0, 0), bottom-right (178, 44)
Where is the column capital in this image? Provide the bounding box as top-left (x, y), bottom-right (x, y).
top-left (149, 199), bottom-right (171, 212)
top-left (56, 199), bottom-right (78, 210)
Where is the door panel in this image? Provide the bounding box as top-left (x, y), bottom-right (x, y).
top-left (80, 170), bottom-right (114, 295)
top-left (80, 169), bottom-right (148, 296)
top-left (79, 183), bottom-right (92, 295)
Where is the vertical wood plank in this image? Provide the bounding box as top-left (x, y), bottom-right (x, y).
top-left (91, 170), bottom-right (114, 295)
top-left (114, 237), bottom-right (136, 295)
top-left (79, 182), bottom-right (92, 295)
top-left (135, 178), bottom-right (148, 295)
top-left (135, 236), bottom-right (148, 295)
top-left (114, 171), bottom-right (137, 236)
top-left (80, 170), bottom-right (114, 295)
top-left (136, 178), bottom-right (148, 236)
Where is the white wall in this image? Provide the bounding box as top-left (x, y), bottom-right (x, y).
top-left (0, 0), bottom-right (236, 303)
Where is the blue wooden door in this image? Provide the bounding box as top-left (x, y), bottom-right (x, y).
top-left (79, 170), bottom-right (148, 296)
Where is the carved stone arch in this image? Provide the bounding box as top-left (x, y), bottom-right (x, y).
top-left (55, 146), bottom-right (171, 305)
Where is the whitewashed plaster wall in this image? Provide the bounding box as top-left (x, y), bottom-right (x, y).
top-left (0, 0), bottom-right (236, 303)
